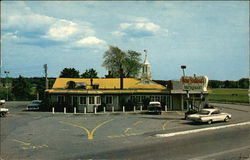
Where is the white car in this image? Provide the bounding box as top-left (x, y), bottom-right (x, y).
top-left (27, 100), bottom-right (42, 110)
top-left (0, 107), bottom-right (9, 117)
top-left (187, 108), bottom-right (231, 124)
top-left (0, 100), bottom-right (6, 105)
top-left (147, 101), bottom-right (162, 114)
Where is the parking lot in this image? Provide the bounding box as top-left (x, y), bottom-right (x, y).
top-left (1, 102), bottom-right (250, 160)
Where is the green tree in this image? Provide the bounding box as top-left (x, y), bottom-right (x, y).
top-left (238, 78), bottom-right (249, 89)
top-left (12, 75), bottom-right (32, 100)
top-left (59, 68), bottom-right (80, 78)
top-left (102, 46), bottom-right (142, 78)
top-left (124, 50), bottom-right (142, 77)
top-left (81, 68), bottom-right (98, 78)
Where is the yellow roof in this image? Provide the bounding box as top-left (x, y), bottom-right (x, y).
top-left (46, 89), bottom-right (168, 94)
top-left (51, 78), bottom-right (166, 90)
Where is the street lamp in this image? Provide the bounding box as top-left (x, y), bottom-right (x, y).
top-left (181, 65), bottom-right (186, 77)
top-left (4, 71), bottom-right (9, 101)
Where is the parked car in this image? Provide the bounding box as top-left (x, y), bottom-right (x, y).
top-left (184, 104), bottom-right (215, 119)
top-left (184, 109), bottom-right (198, 119)
top-left (0, 99), bottom-right (6, 105)
top-left (27, 100), bottom-right (42, 111)
top-left (187, 108), bottom-right (231, 124)
top-left (147, 101), bottom-right (162, 115)
top-left (0, 107), bottom-right (9, 117)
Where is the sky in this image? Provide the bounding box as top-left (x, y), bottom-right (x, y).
top-left (1, 1), bottom-right (249, 80)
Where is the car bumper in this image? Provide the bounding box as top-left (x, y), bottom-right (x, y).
top-left (27, 107), bottom-right (39, 110)
top-left (187, 118), bottom-right (204, 122)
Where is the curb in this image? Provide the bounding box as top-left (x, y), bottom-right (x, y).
top-left (155, 121), bottom-right (250, 138)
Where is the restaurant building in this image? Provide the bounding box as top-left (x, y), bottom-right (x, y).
top-left (45, 54), bottom-right (209, 112)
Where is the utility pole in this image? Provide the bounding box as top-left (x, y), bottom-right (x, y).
top-left (0, 49), bottom-right (2, 86)
top-left (4, 71), bottom-right (9, 101)
top-left (44, 64), bottom-right (49, 89)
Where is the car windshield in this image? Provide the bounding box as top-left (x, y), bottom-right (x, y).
top-left (149, 104), bottom-right (161, 108)
top-left (198, 110), bottom-right (210, 115)
top-left (32, 101), bottom-right (41, 104)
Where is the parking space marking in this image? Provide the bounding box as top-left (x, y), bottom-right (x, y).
top-left (109, 120), bottom-right (145, 139)
top-left (133, 120), bottom-right (143, 126)
top-left (124, 128), bottom-right (133, 134)
top-left (22, 144), bottom-right (48, 150)
top-left (12, 139), bottom-right (31, 146)
top-left (59, 119), bottom-right (113, 140)
top-left (107, 132), bottom-right (144, 139)
top-left (162, 120), bottom-right (169, 130)
top-left (12, 139), bottom-right (48, 150)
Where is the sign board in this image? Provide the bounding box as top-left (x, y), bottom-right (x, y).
top-left (181, 76), bottom-right (208, 92)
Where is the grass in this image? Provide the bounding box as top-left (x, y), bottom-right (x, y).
top-left (208, 88), bottom-right (249, 103)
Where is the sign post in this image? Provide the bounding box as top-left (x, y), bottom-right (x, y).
top-left (181, 76), bottom-right (208, 111)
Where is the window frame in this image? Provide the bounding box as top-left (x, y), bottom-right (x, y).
top-left (79, 96), bottom-right (87, 105)
top-left (106, 96), bottom-right (113, 104)
top-left (89, 96), bottom-right (95, 105)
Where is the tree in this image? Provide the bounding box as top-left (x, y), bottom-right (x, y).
top-left (238, 78), bottom-right (249, 89)
top-left (12, 75), bottom-right (32, 100)
top-left (102, 46), bottom-right (142, 78)
top-left (124, 50), bottom-right (142, 78)
top-left (59, 68), bottom-right (80, 78)
top-left (81, 68), bottom-right (98, 78)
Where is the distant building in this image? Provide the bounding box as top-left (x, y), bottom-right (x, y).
top-left (45, 53), bottom-right (208, 112)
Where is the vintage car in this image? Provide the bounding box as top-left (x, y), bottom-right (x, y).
top-left (187, 108), bottom-right (231, 124)
top-left (0, 107), bottom-right (9, 117)
top-left (0, 99), bottom-right (6, 105)
top-left (27, 100), bottom-right (42, 111)
top-left (147, 101), bottom-right (162, 115)
top-left (184, 104), bottom-right (215, 119)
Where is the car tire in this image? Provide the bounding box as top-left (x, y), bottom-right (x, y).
top-left (224, 116), bottom-right (230, 122)
top-left (0, 112), bottom-right (6, 117)
top-left (208, 120), bottom-right (212, 125)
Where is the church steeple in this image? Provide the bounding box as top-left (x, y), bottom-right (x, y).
top-left (141, 50), bottom-right (152, 80)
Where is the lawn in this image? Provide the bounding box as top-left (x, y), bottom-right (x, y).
top-left (208, 88), bottom-right (249, 103)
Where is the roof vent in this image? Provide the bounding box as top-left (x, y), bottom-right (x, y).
top-left (75, 82), bottom-right (86, 89)
top-left (92, 84), bottom-right (99, 89)
top-left (67, 81), bottom-right (76, 89)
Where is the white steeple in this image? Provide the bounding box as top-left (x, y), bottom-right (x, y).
top-left (141, 50), bottom-right (152, 80)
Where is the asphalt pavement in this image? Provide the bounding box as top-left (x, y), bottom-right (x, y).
top-left (1, 101), bottom-right (250, 160)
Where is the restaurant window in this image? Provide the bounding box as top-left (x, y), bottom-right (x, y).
top-left (89, 97), bottom-right (95, 104)
top-left (58, 96), bottom-right (65, 103)
top-left (72, 96), bottom-right (78, 106)
top-left (96, 96), bottom-right (101, 104)
top-left (106, 96), bottom-right (113, 104)
top-left (79, 97), bottom-right (87, 105)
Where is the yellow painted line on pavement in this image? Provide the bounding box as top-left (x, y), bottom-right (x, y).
top-left (12, 139), bottom-right (48, 150)
top-left (133, 120), bottom-right (143, 126)
top-left (124, 128), bottom-right (133, 134)
top-left (59, 119), bottom-right (113, 140)
top-left (12, 139), bottom-right (31, 146)
top-left (22, 144), bottom-right (48, 150)
top-left (162, 120), bottom-right (169, 130)
top-left (107, 132), bottom-right (144, 139)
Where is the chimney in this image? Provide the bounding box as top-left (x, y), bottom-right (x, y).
top-left (120, 68), bottom-right (124, 89)
top-left (90, 78), bottom-right (93, 87)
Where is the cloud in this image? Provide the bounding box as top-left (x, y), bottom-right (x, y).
top-left (112, 17), bottom-right (167, 38)
top-left (75, 36), bottom-right (107, 48)
top-left (1, 1), bottom-right (101, 49)
top-left (111, 31), bottom-right (126, 37)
